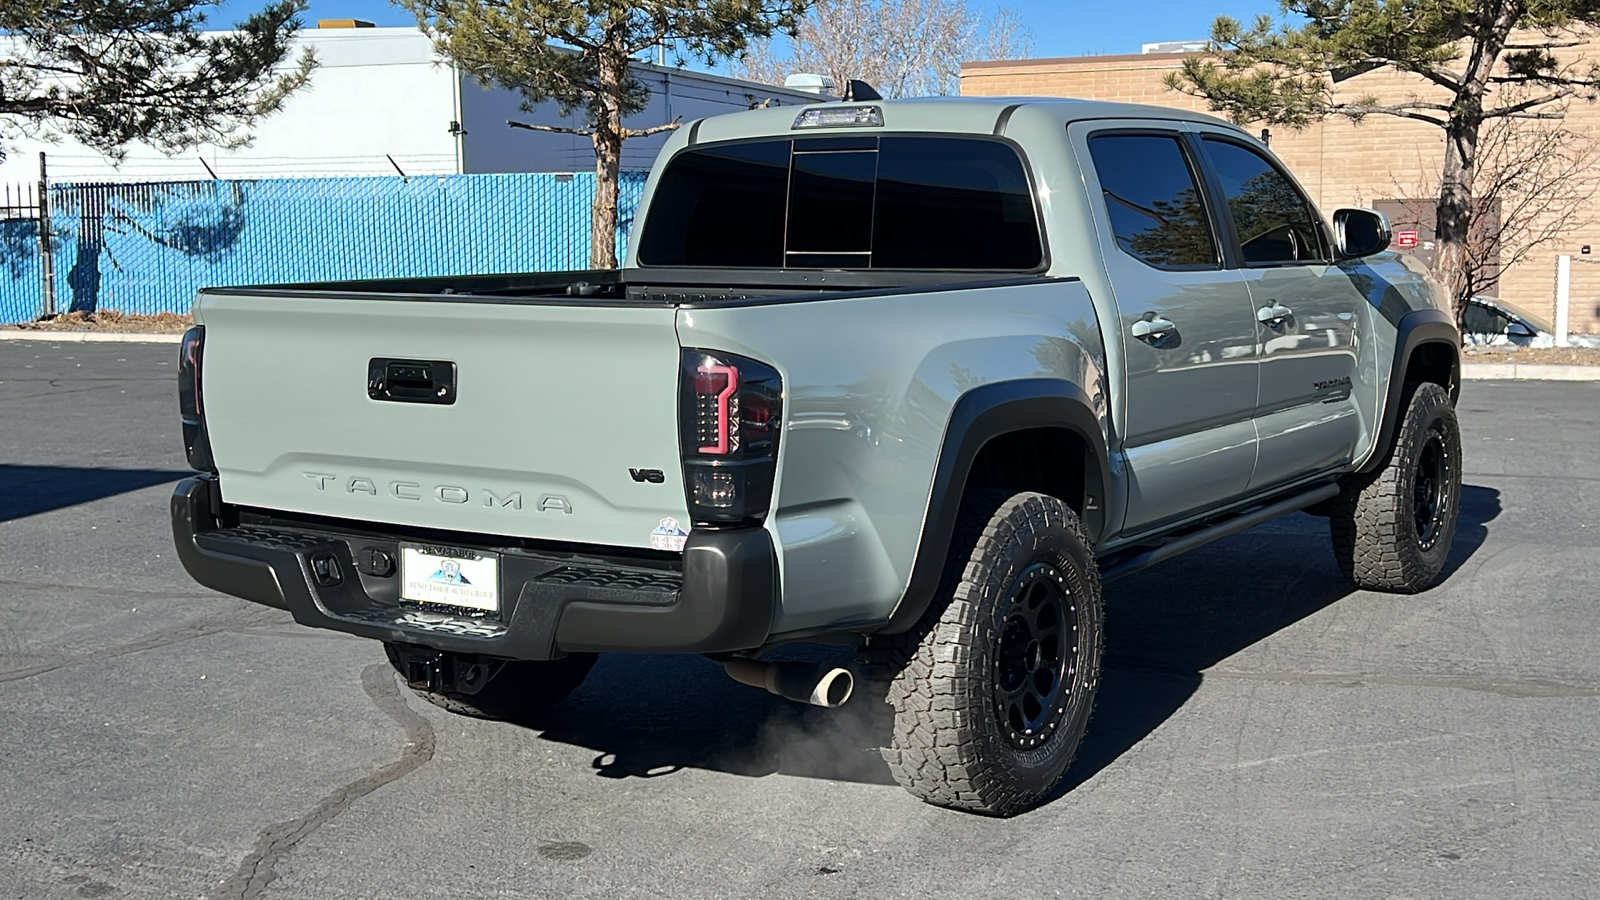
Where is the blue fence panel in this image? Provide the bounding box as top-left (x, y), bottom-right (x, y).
top-left (24, 171), bottom-right (646, 320)
top-left (0, 217), bottom-right (42, 322)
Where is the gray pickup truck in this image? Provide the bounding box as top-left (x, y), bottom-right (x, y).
top-left (171, 96), bottom-right (1462, 816)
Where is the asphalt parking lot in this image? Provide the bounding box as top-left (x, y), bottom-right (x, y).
top-left (2, 341), bottom-right (1597, 900)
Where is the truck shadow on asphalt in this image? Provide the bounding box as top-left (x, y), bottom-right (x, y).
top-left (519, 485), bottom-right (1501, 802)
top-left (1057, 482), bottom-right (1500, 796)
top-left (0, 464), bottom-right (190, 523)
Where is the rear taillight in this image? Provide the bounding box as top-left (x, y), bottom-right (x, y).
top-left (178, 326), bottom-right (216, 473)
top-left (679, 349), bottom-right (782, 527)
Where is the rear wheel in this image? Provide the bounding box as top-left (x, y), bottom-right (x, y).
top-left (1331, 382), bottom-right (1462, 592)
top-left (384, 643), bottom-right (596, 720)
top-left (882, 490), bottom-right (1103, 816)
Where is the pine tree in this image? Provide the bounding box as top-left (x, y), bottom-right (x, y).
top-left (1167, 0), bottom-right (1600, 322)
top-left (401, 0), bottom-right (808, 269)
top-left (0, 0), bottom-right (315, 159)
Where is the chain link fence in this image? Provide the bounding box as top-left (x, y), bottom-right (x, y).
top-left (0, 171), bottom-right (646, 323)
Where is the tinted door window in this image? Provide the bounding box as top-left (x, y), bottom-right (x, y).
top-left (1200, 138), bottom-right (1328, 265)
top-left (1462, 303), bottom-right (1511, 335)
top-left (1087, 134), bottom-right (1219, 270)
top-left (636, 136), bottom-right (1041, 269)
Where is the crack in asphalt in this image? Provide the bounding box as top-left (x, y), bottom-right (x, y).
top-left (1462, 471), bottom-right (1600, 483)
top-left (1107, 661), bottom-right (1600, 698)
top-left (1202, 667), bottom-right (1600, 699)
top-left (0, 384), bottom-right (126, 404)
top-left (211, 664), bottom-right (436, 900)
top-left (0, 617), bottom-right (246, 684)
top-left (0, 576), bottom-right (219, 600)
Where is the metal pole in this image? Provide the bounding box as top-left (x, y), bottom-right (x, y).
top-left (1555, 254), bottom-right (1571, 348)
top-left (36, 152), bottom-right (54, 319)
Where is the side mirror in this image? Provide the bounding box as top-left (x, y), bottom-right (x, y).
top-left (1506, 321), bottom-right (1536, 338)
top-left (1333, 208), bottom-right (1392, 259)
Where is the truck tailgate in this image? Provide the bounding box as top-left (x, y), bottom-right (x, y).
top-left (195, 292), bottom-right (688, 549)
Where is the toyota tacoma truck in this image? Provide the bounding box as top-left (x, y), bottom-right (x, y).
top-left (171, 96), bottom-right (1462, 816)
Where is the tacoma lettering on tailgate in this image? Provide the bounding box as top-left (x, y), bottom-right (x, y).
top-left (302, 473), bottom-right (571, 513)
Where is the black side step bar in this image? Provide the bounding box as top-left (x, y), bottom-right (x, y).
top-left (1098, 483), bottom-right (1341, 583)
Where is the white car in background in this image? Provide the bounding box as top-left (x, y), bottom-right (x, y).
top-left (1462, 296), bottom-right (1600, 348)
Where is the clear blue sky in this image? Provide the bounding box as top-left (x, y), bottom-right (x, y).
top-left (222, 0), bottom-right (1289, 60)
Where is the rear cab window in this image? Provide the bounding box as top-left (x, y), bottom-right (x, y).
top-left (637, 136), bottom-right (1043, 270)
top-left (1085, 133), bottom-right (1221, 270)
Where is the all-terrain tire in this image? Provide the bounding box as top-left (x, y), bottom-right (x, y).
top-left (1331, 382), bottom-right (1462, 592)
top-left (384, 643), bottom-right (596, 720)
top-left (882, 490), bottom-right (1103, 817)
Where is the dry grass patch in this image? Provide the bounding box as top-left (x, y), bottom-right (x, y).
top-left (5, 310), bottom-right (193, 333)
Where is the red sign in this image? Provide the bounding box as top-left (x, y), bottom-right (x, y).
top-left (1396, 230), bottom-right (1420, 249)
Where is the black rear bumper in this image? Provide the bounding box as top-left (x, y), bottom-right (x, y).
top-left (170, 476), bottom-right (777, 659)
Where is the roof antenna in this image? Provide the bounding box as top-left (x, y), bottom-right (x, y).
top-left (843, 79), bottom-right (882, 102)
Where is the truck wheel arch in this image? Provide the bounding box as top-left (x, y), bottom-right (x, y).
top-left (880, 379), bottom-right (1111, 635)
top-left (1359, 308), bottom-right (1461, 476)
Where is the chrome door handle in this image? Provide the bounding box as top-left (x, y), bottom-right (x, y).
top-left (1256, 303), bottom-right (1293, 325)
top-left (1131, 316), bottom-right (1176, 340)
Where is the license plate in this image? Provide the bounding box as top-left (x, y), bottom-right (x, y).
top-left (399, 544), bottom-right (500, 613)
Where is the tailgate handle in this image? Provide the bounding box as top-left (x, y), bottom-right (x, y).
top-left (368, 358), bottom-right (457, 405)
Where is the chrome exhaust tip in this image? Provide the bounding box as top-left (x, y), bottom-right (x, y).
top-left (723, 658), bottom-right (855, 708)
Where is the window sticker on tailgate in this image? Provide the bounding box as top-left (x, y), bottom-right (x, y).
top-left (650, 517), bottom-right (689, 552)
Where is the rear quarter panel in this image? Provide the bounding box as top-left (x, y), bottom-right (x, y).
top-left (678, 280), bottom-right (1106, 635)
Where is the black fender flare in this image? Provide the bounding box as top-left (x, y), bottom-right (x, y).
top-left (1358, 308), bottom-right (1461, 475)
top-left (880, 378), bottom-right (1112, 635)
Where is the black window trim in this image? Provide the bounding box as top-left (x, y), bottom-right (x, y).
top-left (1190, 131), bottom-right (1334, 269)
top-left (636, 131), bottom-right (1052, 275)
top-left (1083, 126), bottom-right (1227, 274)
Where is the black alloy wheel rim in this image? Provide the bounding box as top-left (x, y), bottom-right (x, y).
top-left (1413, 424), bottom-right (1450, 551)
top-left (993, 563), bottom-right (1076, 750)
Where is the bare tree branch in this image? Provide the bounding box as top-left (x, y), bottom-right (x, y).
top-left (1502, 41), bottom-right (1583, 50)
top-left (1483, 90), bottom-right (1572, 117)
top-left (1409, 65), bottom-right (1464, 91)
top-left (622, 117), bottom-right (682, 139)
top-left (507, 119), bottom-right (595, 136)
top-left (1331, 103), bottom-right (1449, 126)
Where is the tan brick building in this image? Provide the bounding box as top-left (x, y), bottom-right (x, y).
top-left (962, 46), bottom-right (1600, 334)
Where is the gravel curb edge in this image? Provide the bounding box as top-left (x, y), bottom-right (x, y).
top-left (1461, 363), bottom-right (1600, 381)
top-left (0, 330), bottom-right (184, 344)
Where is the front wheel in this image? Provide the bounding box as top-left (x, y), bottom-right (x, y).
top-left (1331, 382), bottom-right (1462, 592)
top-left (883, 490), bottom-right (1104, 816)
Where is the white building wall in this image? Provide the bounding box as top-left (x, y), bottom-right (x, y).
top-left (0, 27), bottom-right (459, 184)
top-left (0, 27), bottom-right (820, 185)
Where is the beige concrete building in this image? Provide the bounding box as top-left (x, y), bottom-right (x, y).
top-left (962, 44), bottom-right (1600, 334)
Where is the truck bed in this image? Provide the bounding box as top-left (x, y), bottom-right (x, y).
top-left (201, 267), bottom-right (1051, 307)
